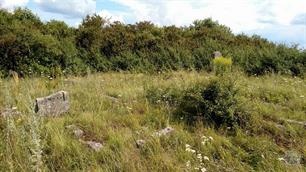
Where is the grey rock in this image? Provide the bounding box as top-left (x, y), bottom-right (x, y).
top-left (284, 151), bottom-right (302, 165)
top-left (136, 139), bottom-right (146, 148)
top-left (0, 107), bottom-right (21, 117)
top-left (65, 125), bottom-right (84, 138)
top-left (35, 91), bottom-right (69, 116)
top-left (153, 127), bottom-right (174, 137)
top-left (83, 141), bottom-right (103, 152)
top-left (213, 51), bottom-right (222, 58)
top-left (104, 95), bottom-right (119, 102)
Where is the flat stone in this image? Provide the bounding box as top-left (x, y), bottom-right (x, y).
top-left (103, 95), bottom-right (119, 102)
top-left (35, 91), bottom-right (69, 117)
top-left (153, 127), bottom-right (174, 137)
top-left (84, 141), bottom-right (103, 152)
top-left (0, 107), bottom-right (21, 117)
top-left (284, 151), bottom-right (302, 165)
top-left (65, 125), bottom-right (84, 139)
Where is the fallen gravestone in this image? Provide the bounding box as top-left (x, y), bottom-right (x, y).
top-left (35, 91), bottom-right (69, 116)
top-left (213, 51), bottom-right (222, 58)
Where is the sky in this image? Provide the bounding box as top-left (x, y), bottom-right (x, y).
top-left (0, 0), bottom-right (306, 48)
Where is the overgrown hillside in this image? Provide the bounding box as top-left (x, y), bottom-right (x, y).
top-left (0, 71), bottom-right (305, 171)
top-left (0, 8), bottom-right (305, 77)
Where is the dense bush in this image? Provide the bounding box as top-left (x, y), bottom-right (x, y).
top-left (0, 8), bottom-right (305, 77)
top-left (175, 78), bottom-right (247, 128)
top-left (146, 77), bottom-right (251, 128)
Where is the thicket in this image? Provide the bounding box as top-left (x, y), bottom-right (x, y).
top-left (0, 8), bottom-right (305, 77)
top-left (146, 77), bottom-right (252, 129)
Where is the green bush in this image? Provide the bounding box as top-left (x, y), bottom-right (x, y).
top-left (176, 78), bottom-right (249, 128)
top-left (0, 8), bottom-right (305, 77)
top-left (145, 85), bottom-right (183, 106)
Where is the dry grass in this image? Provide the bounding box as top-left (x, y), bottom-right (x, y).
top-left (0, 71), bottom-right (305, 171)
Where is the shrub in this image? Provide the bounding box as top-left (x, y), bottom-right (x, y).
top-left (213, 56), bottom-right (232, 75)
top-left (176, 78), bottom-right (248, 128)
top-left (145, 85), bottom-right (183, 106)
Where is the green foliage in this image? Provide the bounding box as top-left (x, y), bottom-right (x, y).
top-left (0, 8), bottom-right (305, 77)
top-left (176, 78), bottom-right (247, 128)
top-left (0, 71), bottom-right (305, 171)
top-left (146, 85), bottom-right (183, 106)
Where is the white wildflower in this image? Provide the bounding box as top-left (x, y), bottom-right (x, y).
top-left (203, 156), bottom-right (209, 161)
top-left (208, 136), bottom-right (214, 141)
top-left (278, 157), bottom-right (285, 161)
top-left (186, 160), bottom-right (191, 168)
top-left (201, 167), bottom-right (207, 172)
top-left (197, 153), bottom-right (202, 162)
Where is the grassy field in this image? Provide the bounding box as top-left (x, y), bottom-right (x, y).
top-left (0, 71), bottom-right (305, 171)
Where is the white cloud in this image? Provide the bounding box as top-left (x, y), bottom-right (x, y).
top-left (34, 0), bottom-right (96, 18)
top-left (110, 0), bottom-right (306, 47)
top-left (111, 0), bottom-right (306, 32)
top-left (98, 10), bottom-right (125, 23)
top-left (0, 0), bottom-right (29, 10)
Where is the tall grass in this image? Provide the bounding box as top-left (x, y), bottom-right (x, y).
top-left (0, 71), bottom-right (305, 171)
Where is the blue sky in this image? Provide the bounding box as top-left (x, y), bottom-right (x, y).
top-left (1, 0), bottom-right (306, 48)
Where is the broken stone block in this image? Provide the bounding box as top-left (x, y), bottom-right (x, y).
top-left (35, 91), bottom-right (69, 116)
top-left (153, 127), bottom-right (174, 137)
top-left (213, 51), bottom-right (222, 58)
top-left (65, 125), bottom-right (84, 139)
top-left (136, 139), bottom-right (146, 148)
top-left (83, 141), bottom-right (103, 152)
top-left (0, 107), bottom-right (21, 118)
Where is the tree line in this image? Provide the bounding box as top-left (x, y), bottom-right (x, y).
top-left (0, 8), bottom-right (305, 77)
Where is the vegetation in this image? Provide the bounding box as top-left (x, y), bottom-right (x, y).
top-left (0, 7), bottom-right (305, 172)
top-left (213, 57), bottom-right (232, 75)
top-left (0, 8), bottom-right (305, 77)
top-left (1, 71), bottom-right (305, 171)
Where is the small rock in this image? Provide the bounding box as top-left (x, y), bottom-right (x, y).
top-left (65, 125), bottom-right (84, 138)
top-left (104, 95), bottom-right (119, 102)
top-left (0, 107), bottom-right (21, 117)
top-left (136, 139), bottom-right (146, 148)
top-left (35, 91), bottom-right (69, 117)
top-left (213, 51), bottom-right (222, 58)
top-left (284, 151), bottom-right (302, 165)
top-left (83, 141), bottom-right (103, 152)
top-left (153, 127), bottom-right (174, 137)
